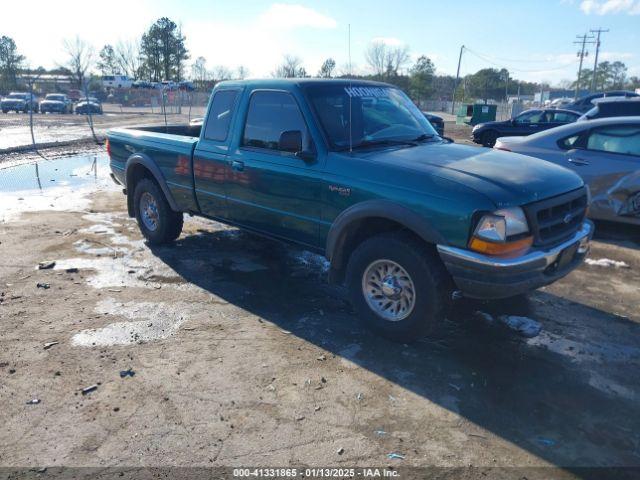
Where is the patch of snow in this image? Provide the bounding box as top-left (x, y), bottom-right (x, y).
top-left (71, 298), bottom-right (189, 346)
top-left (585, 258), bottom-right (630, 268)
top-left (291, 250), bottom-right (330, 273)
top-left (499, 315), bottom-right (542, 338)
top-left (476, 311), bottom-right (542, 338)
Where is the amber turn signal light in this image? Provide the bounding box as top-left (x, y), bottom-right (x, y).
top-left (469, 235), bottom-right (533, 257)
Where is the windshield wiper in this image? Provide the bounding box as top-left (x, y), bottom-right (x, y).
top-left (337, 139), bottom-right (418, 151)
top-left (411, 133), bottom-right (438, 142)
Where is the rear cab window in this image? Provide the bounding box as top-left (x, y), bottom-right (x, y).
top-left (204, 90), bottom-right (239, 142)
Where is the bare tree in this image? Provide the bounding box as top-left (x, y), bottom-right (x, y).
top-left (365, 41), bottom-right (410, 78)
top-left (114, 40), bottom-right (142, 79)
top-left (236, 65), bottom-right (249, 80)
top-left (191, 56), bottom-right (208, 86)
top-left (62, 36), bottom-right (94, 87)
top-left (211, 65), bottom-right (233, 82)
top-left (386, 45), bottom-right (410, 76)
top-left (365, 42), bottom-right (387, 77)
top-left (318, 58), bottom-right (336, 78)
top-left (272, 55), bottom-right (306, 78)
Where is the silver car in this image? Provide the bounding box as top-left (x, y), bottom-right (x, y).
top-left (494, 117), bottom-right (640, 225)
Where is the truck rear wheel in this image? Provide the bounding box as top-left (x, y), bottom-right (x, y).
top-left (133, 178), bottom-right (183, 245)
top-left (345, 232), bottom-right (451, 342)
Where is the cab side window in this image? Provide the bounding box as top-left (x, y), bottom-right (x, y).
top-left (242, 91), bottom-right (309, 152)
top-left (552, 111), bottom-right (578, 123)
top-left (204, 90), bottom-right (238, 142)
top-left (586, 125), bottom-right (640, 157)
top-left (515, 111), bottom-right (543, 124)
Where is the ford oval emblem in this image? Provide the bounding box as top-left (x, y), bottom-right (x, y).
top-left (563, 213), bottom-right (572, 224)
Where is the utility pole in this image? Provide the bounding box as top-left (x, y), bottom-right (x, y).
top-left (451, 45), bottom-right (464, 114)
top-left (574, 33), bottom-right (595, 100)
top-left (589, 28), bottom-right (609, 92)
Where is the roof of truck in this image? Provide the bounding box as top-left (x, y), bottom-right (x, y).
top-left (215, 78), bottom-right (394, 89)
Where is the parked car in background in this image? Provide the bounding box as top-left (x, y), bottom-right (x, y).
top-left (102, 75), bottom-right (133, 89)
top-left (161, 80), bottom-right (178, 90)
top-left (132, 81), bottom-right (154, 89)
top-left (578, 97), bottom-right (640, 121)
top-left (1, 92), bottom-right (39, 113)
top-left (75, 97), bottom-right (103, 115)
top-left (494, 117), bottom-right (640, 225)
top-left (563, 90), bottom-right (639, 113)
top-left (107, 79), bottom-right (593, 341)
top-left (39, 93), bottom-right (73, 114)
top-left (179, 81), bottom-right (196, 91)
top-left (68, 89), bottom-right (82, 102)
top-left (472, 108), bottom-right (581, 147)
top-left (422, 112), bottom-right (444, 136)
top-left (549, 97), bottom-right (573, 108)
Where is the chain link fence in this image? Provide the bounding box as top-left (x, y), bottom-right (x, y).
top-left (0, 86), bottom-right (210, 157)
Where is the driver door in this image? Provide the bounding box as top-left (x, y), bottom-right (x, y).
top-left (512, 110), bottom-right (545, 135)
top-left (225, 90), bottom-right (324, 249)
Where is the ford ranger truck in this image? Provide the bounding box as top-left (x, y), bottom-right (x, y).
top-left (107, 79), bottom-right (593, 342)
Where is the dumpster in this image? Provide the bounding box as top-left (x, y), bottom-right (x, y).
top-left (457, 104), bottom-right (497, 126)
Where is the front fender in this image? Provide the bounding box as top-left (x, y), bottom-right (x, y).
top-left (124, 153), bottom-right (180, 215)
top-left (325, 199), bottom-right (448, 272)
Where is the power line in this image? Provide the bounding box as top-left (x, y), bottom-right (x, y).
top-left (574, 33), bottom-right (596, 100)
top-left (464, 47), bottom-right (579, 73)
top-left (590, 28), bottom-right (609, 92)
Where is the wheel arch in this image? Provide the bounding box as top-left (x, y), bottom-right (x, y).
top-left (325, 200), bottom-right (447, 284)
top-left (125, 154), bottom-right (180, 217)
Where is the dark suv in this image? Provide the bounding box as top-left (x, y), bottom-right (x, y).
top-left (564, 90), bottom-right (639, 114)
top-left (578, 97), bottom-right (640, 121)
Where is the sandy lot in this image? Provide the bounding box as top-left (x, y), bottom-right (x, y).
top-left (1, 150), bottom-right (640, 479)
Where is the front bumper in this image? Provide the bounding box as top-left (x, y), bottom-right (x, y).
top-left (41, 104), bottom-right (65, 112)
top-left (2, 102), bottom-right (26, 110)
top-left (437, 220), bottom-right (593, 299)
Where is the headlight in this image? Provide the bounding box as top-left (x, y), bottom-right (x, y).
top-left (474, 207), bottom-right (529, 242)
top-left (470, 207), bottom-right (532, 256)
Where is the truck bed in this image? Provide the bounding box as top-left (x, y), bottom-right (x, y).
top-left (107, 124), bottom-right (202, 212)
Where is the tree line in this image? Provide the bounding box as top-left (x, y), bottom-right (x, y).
top-left (1, 22), bottom-right (639, 104)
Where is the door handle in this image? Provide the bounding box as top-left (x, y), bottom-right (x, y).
top-left (568, 158), bottom-right (589, 166)
top-left (231, 160), bottom-right (244, 172)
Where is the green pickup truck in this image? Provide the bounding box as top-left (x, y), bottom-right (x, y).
top-left (107, 79), bottom-right (593, 341)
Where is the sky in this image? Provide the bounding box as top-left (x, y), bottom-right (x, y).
top-left (1, 0), bottom-right (639, 85)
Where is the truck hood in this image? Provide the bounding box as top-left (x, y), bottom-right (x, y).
top-left (361, 143), bottom-right (584, 207)
top-left (40, 100), bottom-right (64, 105)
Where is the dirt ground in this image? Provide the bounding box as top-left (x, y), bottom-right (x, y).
top-left (1, 138), bottom-right (640, 479)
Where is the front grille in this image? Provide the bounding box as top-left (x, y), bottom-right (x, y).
top-left (524, 187), bottom-right (588, 247)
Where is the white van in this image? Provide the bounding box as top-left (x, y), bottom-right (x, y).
top-left (102, 75), bottom-right (133, 89)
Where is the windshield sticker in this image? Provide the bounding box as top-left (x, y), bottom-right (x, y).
top-left (344, 86), bottom-right (390, 98)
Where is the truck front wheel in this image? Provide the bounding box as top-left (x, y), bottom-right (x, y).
top-left (133, 178), bottom-right (183, 245)
top-left (346, 232), bottom-right (451, 342)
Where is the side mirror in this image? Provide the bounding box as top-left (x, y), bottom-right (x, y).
top-left (278, 130), bottom-right (303, 153)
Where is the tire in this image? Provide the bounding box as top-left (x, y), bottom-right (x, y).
top-left (481, 130), bottom-right (498, 148)
top-left (345, 232), bottom-right (451, 342)
top-left (133, 178), bottom-right (183, 245)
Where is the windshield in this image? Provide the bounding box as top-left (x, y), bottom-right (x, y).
top-left (305, 84), bottom-right (437, 150)
top-left (8, 93), bottom-right (27, 99)
top-left (46, 94), bottom-right (65, 101)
